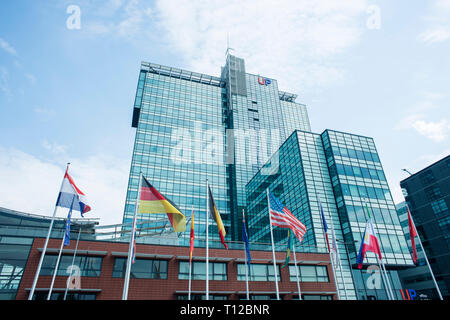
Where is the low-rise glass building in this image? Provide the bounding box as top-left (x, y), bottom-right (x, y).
top-left (246, 130), bottom-right (414, 300)
top-left (0, 207), bottom-right (97, 300)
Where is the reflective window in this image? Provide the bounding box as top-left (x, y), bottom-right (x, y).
top-left (237, 263), bottom-right (280, 282)
top-left (41, 255), bottom-right (103, 277)
top-left (179, 261), bottom-right (227, 281)
top-left (289, 265), bottom-right (329, 282)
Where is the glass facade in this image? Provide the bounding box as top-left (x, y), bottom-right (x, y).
top-left (399, 155), bottom-right (450, 299)
top-left (246, 129), bottom-right (413, 300)
top-left (40, 255), bottom-right (103, 277)
top-left (124, 63), bottom-right (230, 245)
top-left (123, 54), bottom-right (414, 300)
top-left (288, 265), bottom-right (329, 282)
top-left (178, 261), bottom-right (227, 281)
top-left (0, 207), bottom-right (97, 300)
top-left (124, 55), bottom-right (311, 244)
top-left (113, 258), bottom-right (168, 279)
top-left (223, 55), bottom-right (311, 240)
top-left (236, 263), bottom-right (280, 282)
top-left (322, 130), bottom-right (412, 265)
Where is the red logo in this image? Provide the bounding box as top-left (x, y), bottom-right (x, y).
top-left (258, 77), bottom-right (271, 86)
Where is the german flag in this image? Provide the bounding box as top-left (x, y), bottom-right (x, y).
top-left (138, 175), bottom-right (186, 232)
top-left (208, 185), bottom-right (228, 249)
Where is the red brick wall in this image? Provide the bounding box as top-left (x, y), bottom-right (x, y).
top-left (17, 238), bottom-right (337, 300)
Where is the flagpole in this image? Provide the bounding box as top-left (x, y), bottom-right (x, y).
top-left (28, 163), bottom-right (70, 300)
top-left (329, 214), bottom-right (348, 299)
top-left (379, 254), bottom-right (395, 299)
top-left (64, 223), bottom-right (82, 300)
top-left (375, 254), bottom-right (392, 300)
top-left (48, 195), bottom-right (75, 300)
top-left (406, 204), bottom-right (443, 300)
top-left (47, 231), bottom-right (66, 300)
top-left (319, 203), bottom-right (340, 300)
top-left (364, 204), bottom-right (395, 300)
top-left (291, 238), bottom-right (302, 300)
top-left (266, 189), bottom-right (280, 300)
top-left (122, 172), bottom-right (142, 300)
top-left (188, 206), bottom-right (194, 301)
top-left (206, 179), bottom-right (209, 301)
top-left (242, 209), bottom-right (250, 300)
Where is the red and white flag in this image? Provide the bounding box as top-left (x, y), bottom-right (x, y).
top-left (407, 206), bottom-right (418, 264)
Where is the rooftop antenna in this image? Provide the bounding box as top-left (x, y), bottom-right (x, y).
top-left (225, 32), bottom-right (234, 57)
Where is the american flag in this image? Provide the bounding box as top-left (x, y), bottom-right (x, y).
top-left (268, 192), bottom-right (307, 242)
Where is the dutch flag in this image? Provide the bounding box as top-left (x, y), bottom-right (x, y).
top-left (56, 168), bottom-right (91, 217)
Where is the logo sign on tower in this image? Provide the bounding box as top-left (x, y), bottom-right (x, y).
top-left (258, 77), bottom-right (271, 86)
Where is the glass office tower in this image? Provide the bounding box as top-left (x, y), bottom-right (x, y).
top-left (246, 130), bottom-right (414, 300)
top-left (124, 54), bottom-right (414, 299)
top-left (222, 54), bottom-right (311, 239)
top-left (124, 54), bottom-right (311, 243)
top-left (124, 62), bottom-right (230, 245)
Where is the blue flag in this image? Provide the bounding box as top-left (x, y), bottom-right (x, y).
top-left (64, 197), bottom-right (75, 246)
top-left (320, 203), bottom-right (328, 233)
top-left (242, 217), bottom-right (251, 271)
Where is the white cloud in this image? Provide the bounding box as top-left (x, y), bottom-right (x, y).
top-left (154, 0), bottom-right (369, 92)
top-left (395, 91), bottom-right (449, 142)
top-left (0, 146), bottom-right (129, 226)
top-left (117, 0), bottom-right (152, 37)
top-left (82, 0), bottom-right (153, 39)
top-left (418, 0), bottom-right (450, 44)
top-left (411, 119), bottom-right (450, 142)
top-left (396, 115), bottom-right (450, 143)
top-left (0, 38), bottom-right (17, 56)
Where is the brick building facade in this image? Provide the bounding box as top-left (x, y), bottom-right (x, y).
top-left (17, 238), bottom-right (337, 300)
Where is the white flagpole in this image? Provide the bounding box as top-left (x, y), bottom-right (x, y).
top-left (28, 163), bottom-right (70, 300)
top-left (319, 203), bottom-right (340, 300)
top-left (47, 233), bottom-right (66, 300)
top-left (367, 218), bottom-right (393, 300)
top-left (368, 214), bottom-right (395, 300)
top-left (122, 172), bottom-right (142, 300)
top-left (291, 238), bottom-right (302, 300)
top-left (188, 206), bottom-right (194, 301)
top-left (363, 204), bottom-right (395, 300)
top-left (329, 215), bottom-right (348, 299)
top-left (48, 195), bottom-right (75, 300)
top-left (406, 205), bottom-right (443, 300)
top-left (242, 209), bottom-right (250, 300)
top-left (375, 254), bottom-right (392, 300)
top-left (379, 256), bottom-right (395, 299)
top-left (63, 224), bottom-right (82, 300)
top-left (206, 179), bottom-right (209, 301)
top-left (266, 189), bottom-right (280, 300)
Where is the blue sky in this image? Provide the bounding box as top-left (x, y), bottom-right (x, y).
top-left (0, 0), bottom-right (449, 225)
